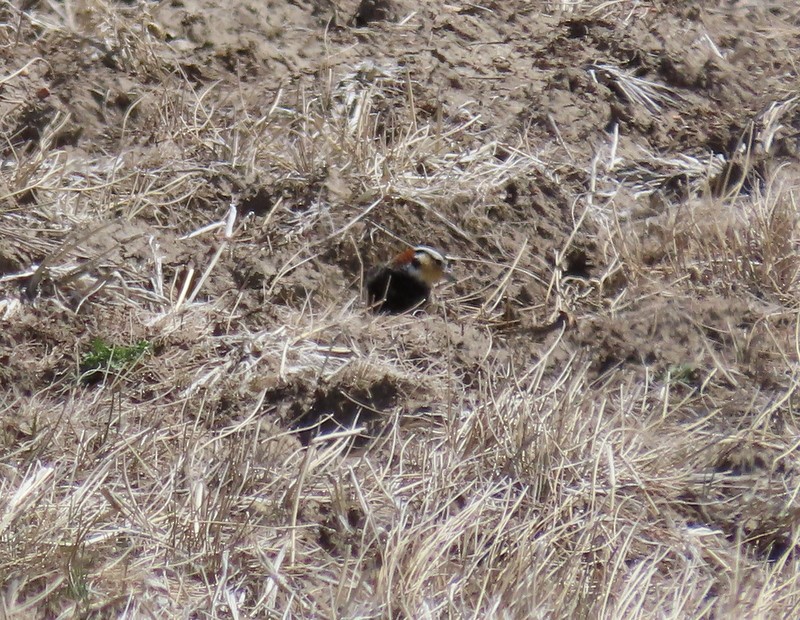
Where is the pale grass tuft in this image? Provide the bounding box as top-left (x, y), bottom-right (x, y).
top-left (3, 0), bottom-right (800, 618)
top-left (588, 63), bottom-right (683, 115)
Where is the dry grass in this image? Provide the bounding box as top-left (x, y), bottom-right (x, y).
top-left (2, 0), bottom-right (800, 618)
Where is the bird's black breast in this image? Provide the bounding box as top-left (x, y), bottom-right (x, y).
top-left (366, 267), bottom-right (431, 313)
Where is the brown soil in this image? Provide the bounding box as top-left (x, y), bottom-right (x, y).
top-left (2, 0), bottom-right (800, 616)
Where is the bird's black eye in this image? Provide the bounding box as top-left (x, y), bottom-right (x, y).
top-left (411, 258), bottom-right (421, 268)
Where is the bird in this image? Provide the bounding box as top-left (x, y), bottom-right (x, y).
top-left (366, 245), bottom-right (455, 313)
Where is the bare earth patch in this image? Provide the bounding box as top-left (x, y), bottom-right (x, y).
top-left (2, 0), bottom-right (800, 617)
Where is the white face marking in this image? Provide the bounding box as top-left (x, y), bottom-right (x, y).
top-left (413, 246), bottom-right (447, 266)
top-left (407, 246), bottom-right (455, 286)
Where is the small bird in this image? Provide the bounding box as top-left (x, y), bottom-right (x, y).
top-left (366, 246), bottom-right (455, 313)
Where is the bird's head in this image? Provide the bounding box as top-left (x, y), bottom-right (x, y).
top-left (392, 246), bottom-right (455, 286)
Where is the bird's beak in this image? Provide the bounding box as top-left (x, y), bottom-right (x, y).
top-left (441, 256), bottom-right (457, 283)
